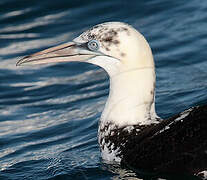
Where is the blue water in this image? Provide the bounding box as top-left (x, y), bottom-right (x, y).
top-left (1, 0), bottom-right (207, 179)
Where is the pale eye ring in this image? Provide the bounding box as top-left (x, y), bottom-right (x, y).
top-left (87, 40), bottom-right (100, 51)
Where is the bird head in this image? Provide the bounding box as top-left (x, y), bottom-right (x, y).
top-left (17, 22), bottom-right (154, 76)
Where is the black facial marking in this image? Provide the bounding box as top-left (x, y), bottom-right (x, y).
top-left (98, 28), bottom-right (121, 48)
top-left (80, 24), bottom-right (131, 52)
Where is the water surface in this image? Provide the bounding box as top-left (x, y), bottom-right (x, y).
top-left (1, 0), bottom-right (207, 179)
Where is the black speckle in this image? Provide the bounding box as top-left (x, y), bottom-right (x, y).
top-left (105, 47), bottom-right (110, 51)
top-left (113, 40), bottom-right (120, 44)
top-left (84, 25), bottom-right (130, 48)
top-left (116, 27), bottom-right (130, 35)
top-left (92, 25), bottom-right (100, 30)
top-left (104, 36), bottom-right (113, 42)
top-left (109, 29), bottom-right (118, 36)
top-left (120, 52), bottom-right (126, 57)
top-left (99, 29), bottom-right (103, 33)
top-left (99, 122), bottom-right (153, 158)
top-left (88, 34), bottom-right (95, 39)
top-left (100, 28), bottom-right (120, 45)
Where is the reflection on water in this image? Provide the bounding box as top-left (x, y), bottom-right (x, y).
top-left (0, 0), bottom-right (207, 179)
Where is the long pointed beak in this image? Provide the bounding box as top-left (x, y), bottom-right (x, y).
top-left (16, 42), bottom-right (96, 66)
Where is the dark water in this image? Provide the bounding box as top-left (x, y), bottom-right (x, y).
top-left (1, 0), bottom-right (207, 179)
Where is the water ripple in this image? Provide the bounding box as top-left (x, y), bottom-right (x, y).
top-left (1, 0), bottom-right (207, 179)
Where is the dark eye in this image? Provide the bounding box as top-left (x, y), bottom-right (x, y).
top-left (87, 40), bottom-right (100, 51)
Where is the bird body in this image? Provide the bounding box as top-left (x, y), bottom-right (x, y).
top-left (17, 22), bottom-right (207, 178)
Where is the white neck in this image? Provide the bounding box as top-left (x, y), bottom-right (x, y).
top-left (86, 27), bottom-right (160, 128)
top-left (100, 67), bottom-right (159, 127)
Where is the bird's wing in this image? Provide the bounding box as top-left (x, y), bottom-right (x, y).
top-left (122, 104), bottom-right (207, 175)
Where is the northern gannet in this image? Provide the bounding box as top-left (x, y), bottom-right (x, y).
top-left (17, 22), bottom-right (207, 178)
